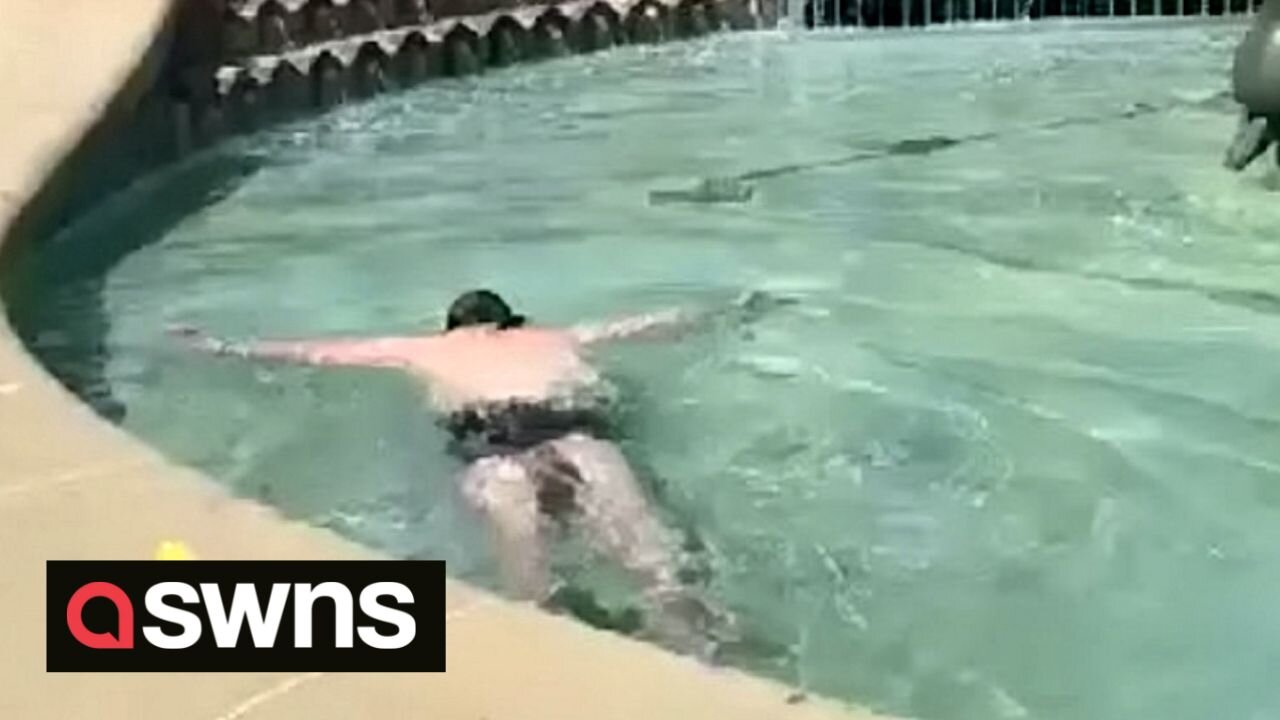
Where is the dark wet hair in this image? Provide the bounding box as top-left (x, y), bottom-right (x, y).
top-left (446, 289), bottom-right (527, 331)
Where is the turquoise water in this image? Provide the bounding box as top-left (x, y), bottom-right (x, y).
top-left (17, 19), bottom-right (1280, 720)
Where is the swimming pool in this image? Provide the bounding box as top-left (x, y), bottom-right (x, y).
top-left (14, 18), bottom-right (1280, 720)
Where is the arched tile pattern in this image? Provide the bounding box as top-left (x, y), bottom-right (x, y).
top-left (184, 0), bottom-right (755, 149)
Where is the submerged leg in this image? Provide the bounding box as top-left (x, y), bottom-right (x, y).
top-left (1224, 110), bottom-right (1272, 171)
top-left (460, 456), bottom-right (551, 603)
top-left (547, 433), bottom-right (718, 654)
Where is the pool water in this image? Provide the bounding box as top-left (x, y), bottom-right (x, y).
top-left (16, 18), bottom-right (1280, 720)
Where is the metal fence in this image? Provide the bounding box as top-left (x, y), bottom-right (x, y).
top-left (797, 0), bottom-right (1260, 28)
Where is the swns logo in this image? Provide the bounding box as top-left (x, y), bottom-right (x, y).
top-left (47, 561), bottom-right (444, 672)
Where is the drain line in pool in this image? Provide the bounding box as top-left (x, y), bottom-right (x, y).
top-left (648, 92), bottom-right (1230, 206)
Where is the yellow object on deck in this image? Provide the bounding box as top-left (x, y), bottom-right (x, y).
top-left (154, 540), bottom-right (196, 561)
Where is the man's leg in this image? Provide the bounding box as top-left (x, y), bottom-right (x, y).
top-left (460, 456), bottom-right (551, 602)
top-left (547, 433), bottom-right (717, 654)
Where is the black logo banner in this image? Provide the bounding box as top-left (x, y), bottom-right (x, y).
top-left (47, 560), bottom-right (445, 672)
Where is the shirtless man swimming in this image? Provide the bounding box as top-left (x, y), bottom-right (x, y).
top-left (173, 289), bottom-right (775, 651)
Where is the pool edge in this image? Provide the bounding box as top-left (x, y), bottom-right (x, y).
top-left (0, 2), bottom-right (884, 718)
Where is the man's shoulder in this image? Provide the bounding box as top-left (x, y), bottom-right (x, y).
top-left (424, 326), bottom-right (578, 349)
top-left (506, 326), bottom-right (574, 342)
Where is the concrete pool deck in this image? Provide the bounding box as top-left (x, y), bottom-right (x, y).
top-left (0, 1), bottom-right (882, 717)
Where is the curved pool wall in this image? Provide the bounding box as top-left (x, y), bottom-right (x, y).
top-left (0, 0), bottom-right (882, 718)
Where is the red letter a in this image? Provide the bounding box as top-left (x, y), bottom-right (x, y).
top-left (66, 582), bottom-right (134, 649)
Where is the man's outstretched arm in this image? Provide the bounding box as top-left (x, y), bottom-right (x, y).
top-left (572, 291), bottom-right (792, 346)
top-left (571, 308), bottom-right (693, 345)
top-left (168, 325), bottom-right (416, 369)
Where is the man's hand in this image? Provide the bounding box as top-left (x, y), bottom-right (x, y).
top-left (166, 323), bottom-right (213, 349)
top-left (730, 290), bottom-right (797, 325)
top-left (165, 324), bottom-right (245, 357)
top-left (166, 323), bottom-right (204, 340)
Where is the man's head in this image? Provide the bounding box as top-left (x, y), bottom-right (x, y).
top-left (446, 289), bottom-right (527, 331)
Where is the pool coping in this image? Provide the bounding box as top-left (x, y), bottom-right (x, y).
top-left (0, 1), bottom-right (882, 718)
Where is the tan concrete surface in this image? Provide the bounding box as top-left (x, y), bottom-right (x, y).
top-left (0, 0), bottom-right (887, 718)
